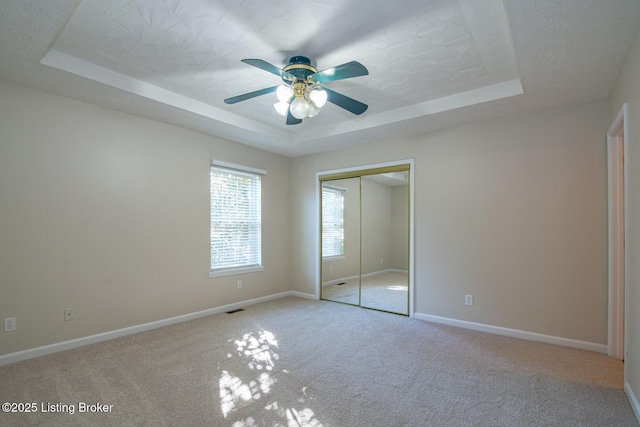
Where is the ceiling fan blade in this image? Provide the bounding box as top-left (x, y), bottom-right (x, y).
top-left (310, 61), bottom-right (368, 83)
top-left (242, 59), bottom-right (295, 81)
top-left (324, 88), bottom-right (368, 115)
top-left (286, 110), bottom-right (302, 125)
top-left (224, 86), bottom-right (279, 104)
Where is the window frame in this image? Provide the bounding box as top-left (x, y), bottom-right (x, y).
top-left (321, 185), bottom-right (346, 261)
top-left (209, 160), bottom-right (265, 278)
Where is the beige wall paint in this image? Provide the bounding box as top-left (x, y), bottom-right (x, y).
top-left (609, 29), bottom-right (640, 409)
top-left (390, 185), bottom-right (409, 271)
top-left (0, 80), bottom-right (292, 355)
top-left (0, 75), bottom-right (613, 356)
top-left (361, 178), bottom-right (392, 275)
top-left (292, 101), bottom-right (609, 344)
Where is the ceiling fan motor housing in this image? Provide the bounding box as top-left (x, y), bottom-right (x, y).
top-left (283, 56), bottom-right (317, 82)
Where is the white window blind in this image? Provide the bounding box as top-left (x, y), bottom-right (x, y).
top-left (210, 163), bottom-right (263, 276)
top-left (322, 186), bottom-right (345, 258)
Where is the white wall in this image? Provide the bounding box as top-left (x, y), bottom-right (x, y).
top-left (292, 100), bottom-right (609, 345)
top-left (0, 80), bottom-right (292, 355)
top-left (609, 28), bottom-right (640, 414)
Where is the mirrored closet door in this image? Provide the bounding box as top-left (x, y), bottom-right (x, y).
top-left (321, 177), bottom-right (360, 307)
top-left (320, 165), bottom-right (410, 315)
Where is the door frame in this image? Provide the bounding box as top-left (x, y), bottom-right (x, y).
top-left (607, 103), bottom-right (628, 360)
top-left (316, 159), bottom-right (415, 317)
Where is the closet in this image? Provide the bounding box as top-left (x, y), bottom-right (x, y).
top-left (320, 164), bottom-right (410, 315)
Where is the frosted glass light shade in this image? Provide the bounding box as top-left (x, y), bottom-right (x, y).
top-left (290, 97), bottom-right (310, 119)
top-left (276, 85), bottom-right (293, 102)
top-left (274, 101), bottom-right (289, 116)
top-left (309, 89), bottom-right (327, 107)
top-left (307, 102), bottom-right (320, 118)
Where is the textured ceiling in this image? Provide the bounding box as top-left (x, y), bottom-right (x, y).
top-left (1, 0), bottom-right (639, 156)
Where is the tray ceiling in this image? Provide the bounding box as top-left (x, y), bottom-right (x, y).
top-left (42, 0), bottom-right (521, 149)
top-left (1, 0), bottom-right (639, 156)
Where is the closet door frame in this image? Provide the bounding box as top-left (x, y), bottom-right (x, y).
top-left (316, 159), bottom-right (415, 317)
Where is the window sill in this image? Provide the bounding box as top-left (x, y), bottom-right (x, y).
top-left (209, 266), bottom-right (264, 278)
top-left (322, 255), bottom-right (345, 262)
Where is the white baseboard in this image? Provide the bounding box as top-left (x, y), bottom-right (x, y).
top-left (290, 291), bottom-right (318, 300)
top-left (0, 291), bottom-right (301, 367)
top-left (625, 382), bottom-right (640, 423)
top-left (322, 269), bottom-right (408, 287)
top-left (2, 296), bottom-right (609, 367)
top-left (414, 312), bottom-right (607, 354)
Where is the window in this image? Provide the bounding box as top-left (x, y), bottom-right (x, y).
top-left (322, 186), bottom-right (345, 259)
top-left (210, 161), bottom-right (265, 277)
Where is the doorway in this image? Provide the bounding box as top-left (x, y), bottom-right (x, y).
top-left (608, 104), bottom-right (627, 360)
top-left (318, 162), bottom-right (413, 316)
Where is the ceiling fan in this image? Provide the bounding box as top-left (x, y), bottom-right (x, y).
top-left (224, 56), bottom-right (368, 125)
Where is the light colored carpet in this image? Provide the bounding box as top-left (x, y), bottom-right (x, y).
top-left (322, 271), bottom-right (409, 314)
top-left (0, 297), bottom-right (637, 426)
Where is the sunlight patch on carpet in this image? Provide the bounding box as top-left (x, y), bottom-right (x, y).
top-left (235, 331), bottom-right (279, 371)
top-left (219, 329), bottom-right (324, 426)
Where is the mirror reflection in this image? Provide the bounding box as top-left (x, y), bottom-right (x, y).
top-left (321, 170), bottom-right (409, 315)
top-left (360, 173), bottom-right (409, 314)
top-left (321, 177), bottom-right (360, 306)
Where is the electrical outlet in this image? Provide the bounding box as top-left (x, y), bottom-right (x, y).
top-left (237, 280), bottom-right (242, 289)
top-left (4, 317), bottom-right (16, 332)
top-left (465, 295), bottom-right (474, 306)
top-left (64, 309), bottom-right (74, 321)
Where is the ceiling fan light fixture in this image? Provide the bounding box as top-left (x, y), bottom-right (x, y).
top-left (290, 97), bottom-right (310, 119)
top-left (225, 56), bottom-right (369, 125)
top-left (274, 101), bottom-right (289, 116)
top-left (309, 88), bottom-right (327, 108)
top-left (276, 85), bottom-right (293, 102)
